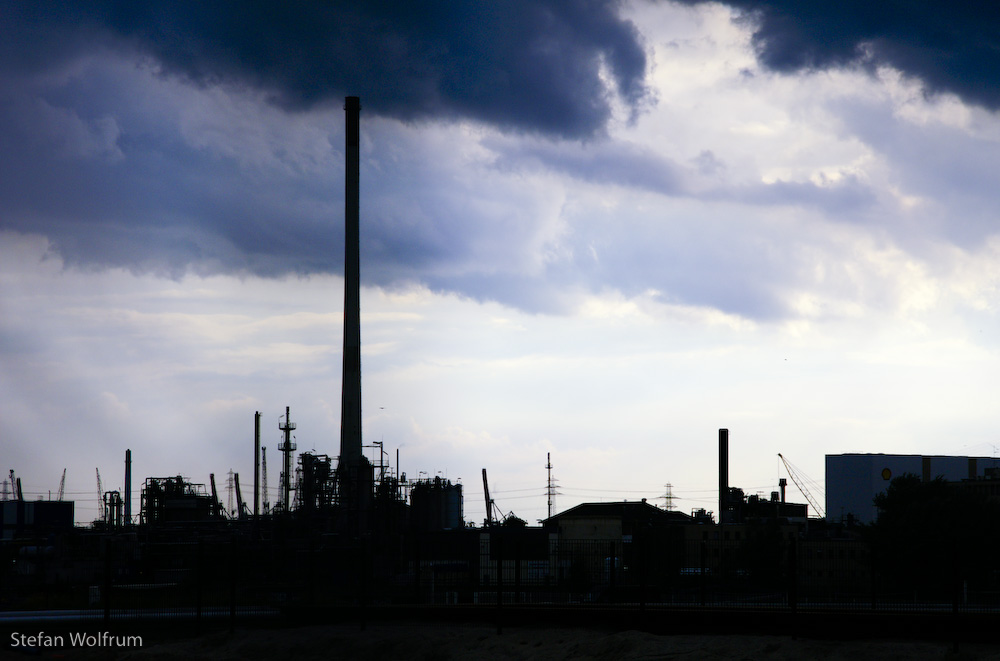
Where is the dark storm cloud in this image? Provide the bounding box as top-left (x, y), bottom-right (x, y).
top-left (0, 71), bottom-right (342, 277)
top-left (492, 138), bottom-right (687, 193)
top-left (487, 137), bottom-right (876, 214)
top-left (4, 0), bottom-right (649, 139)
top-left (0, 0), bottom-right (653, 299)
top-left (678, 0), bottom-right (1000, 111)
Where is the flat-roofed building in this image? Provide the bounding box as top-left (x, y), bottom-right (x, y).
top-left (826, 453), bottom-right (1000, 524)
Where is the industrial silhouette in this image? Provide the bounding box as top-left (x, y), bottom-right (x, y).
top-left (4, 98), bottom-right (1000, 644)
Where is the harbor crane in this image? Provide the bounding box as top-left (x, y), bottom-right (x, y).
top-left (778, 453), bottom-right (826, 518)
top-left (481, 468), bottom-right (521, 527)
top-left (482, 468), bottom-right (494, 527)
top-left (234, 472), bottom-right (246, 520)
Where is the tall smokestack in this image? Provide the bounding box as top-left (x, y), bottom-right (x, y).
top-left (718, 428), bottom-right (728, 524)
top-left (340, 96), bottom-right (362, 471)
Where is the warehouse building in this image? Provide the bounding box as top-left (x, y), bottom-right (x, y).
top-left (826, 453), bottom-right (1000, 524)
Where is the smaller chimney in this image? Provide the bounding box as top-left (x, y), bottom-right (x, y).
top-left (125, 448), bottom-right (132, 525)
top-left (254, 411), bottom-right (261, 518)
top-left (718, 428), bottom-right (728, 524)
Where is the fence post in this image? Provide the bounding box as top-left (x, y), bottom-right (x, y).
top-left (360, 535), bottom-right (369, 631)
top-left (870, 547), bottom-right (877, 612)
top-left (787, 538), bottom-right (797, 614)
top-left (196, 538), bottom-right (204, 631)
top-left (609, 541), bottom-right (616, 603)
top-left (306, 533), bottom-right (316, 611)
top-left (413, 533), bottom-right (420, 605)
top-left (951, 540), bottom-right (960, 617)
top-left (102, 537), bottom-right (112, 627)
top-left (514, 538), bottom-right (521, 604)
top-left (229, 535), bottom-right (236, 631)
top-left (36, 544), bottom-right (47, 610)
top-left (495, 533), bottom-right (503, 635)
top-left (0, 545), bottom-right (5, 610)
top-left (699, 541), bottom-right (707, 607)
top-left (639, 536), bottom-right (647, 613)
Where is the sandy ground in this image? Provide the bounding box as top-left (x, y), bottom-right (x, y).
top-left (4, 624), bottom-right (1000, 661)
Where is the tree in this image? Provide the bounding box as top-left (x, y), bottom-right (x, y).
top-left (868, 474), bottom-right (1000, 599)
top-left (500, 514), bottom-right (527, 528)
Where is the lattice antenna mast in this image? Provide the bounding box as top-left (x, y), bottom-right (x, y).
top-left (546, 453), bottom-right (556, 519)
top-left (57, 468), bottom-right (66, 501)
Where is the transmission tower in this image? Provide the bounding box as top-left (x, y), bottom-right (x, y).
top-left (95, 468), bottom-right (104, 519)
top-left (226, 469), bottom-right (235, 516)
top-left (663, 483), bottom-right (675, 511)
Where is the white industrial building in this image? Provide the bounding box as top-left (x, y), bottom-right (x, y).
top-left (825, 453), bottom-right (1000, 524)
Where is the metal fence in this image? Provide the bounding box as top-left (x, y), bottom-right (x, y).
top-left (4, 530), bottom-right (1000, 623)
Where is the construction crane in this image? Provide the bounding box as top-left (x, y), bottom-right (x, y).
top-left (778, 453), bottom-right (826, 518)
top-left (482, 468), bottom-right (494, 527)
top-left (57, 468), bottom-right (66, 501)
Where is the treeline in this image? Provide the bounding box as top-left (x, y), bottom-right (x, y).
top-left (867, 474), bottom-right (1000, 599)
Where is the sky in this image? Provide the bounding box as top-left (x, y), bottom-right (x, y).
top-left (4, 0), bottom-right (1000, 525)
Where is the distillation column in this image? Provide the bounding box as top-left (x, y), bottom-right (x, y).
top-left (279, 406), bottom-right (296, 510)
